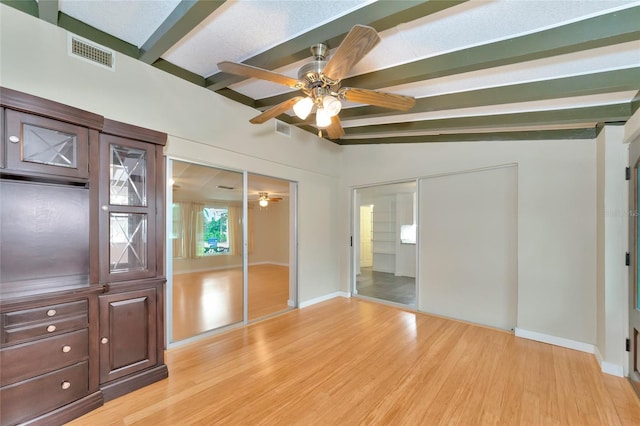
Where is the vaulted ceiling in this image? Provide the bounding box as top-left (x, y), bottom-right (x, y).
top-left (5, 0), bottom-right (640, 144)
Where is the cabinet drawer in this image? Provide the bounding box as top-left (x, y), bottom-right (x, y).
top-left (0, 329), bottom-right (88, 386)
top-left (2, 314), bottom-right (88, 345)
top-left (0, 361), bottom-right (88, 426)
top-left (3, 300), bottom-right (87, 327)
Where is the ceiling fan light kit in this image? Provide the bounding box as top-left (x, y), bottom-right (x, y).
top-left (258, 192), bottom-right (269, 207)
top-left (293, 96), bottom-right (314, 120)
top-left (218, 25), bottom-right (416, 140)
top-left (315, 107), bottom-right (332, 128)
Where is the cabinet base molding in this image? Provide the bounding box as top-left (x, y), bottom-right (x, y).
top-left (23, 391), bottom-right (103, 426)
top-left (101, 364), bottom-right (168, 403)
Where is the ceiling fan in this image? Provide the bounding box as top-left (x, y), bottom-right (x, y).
top-left (256, 192), bottom-right (282, 207)
top-left (217, 25), bottom-right (416, 139)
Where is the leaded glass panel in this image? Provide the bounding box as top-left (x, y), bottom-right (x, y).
top-left (110, 212), bottom-right (147, 273)
top-left (22, 123), bottom-right (77, 168)
top-left (110, 144), bottom-right (147, 206)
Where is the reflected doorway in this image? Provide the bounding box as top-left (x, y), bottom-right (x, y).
top-left (353, 182), bottom-right (417, 306)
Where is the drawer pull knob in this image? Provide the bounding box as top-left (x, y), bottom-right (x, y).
top-left (61, 381), bottom-right (71, 390)
top-left (47, 325), bottom-right (57, 333)
top-left (47, 309), bottom-right (57, 317)
top-left (101, 337), bottom-right (109, 344)
top-left (62, 345), bottom-right (72, 353)
top-left (8, 135), bottom-right (19, 143)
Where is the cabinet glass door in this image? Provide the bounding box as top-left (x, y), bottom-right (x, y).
top-left (23, 123), bottom-right (78, 169)
top-left (101, 134), bottom-right (156, 282)
top-left (110, 212), bottom-right (147, 273)
top-left (110, 144), bottom-right (147, 206)
top-left (5, 110), bottom-right (89, 179)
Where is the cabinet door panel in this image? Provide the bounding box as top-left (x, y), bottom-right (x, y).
top-left (4, 109), bottom-right (89, 179)
top-left (99, 134), bottom-right (157, 282)
top-left (99, 288), bottom-right (157, 383)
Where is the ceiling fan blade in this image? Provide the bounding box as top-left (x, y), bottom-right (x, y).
top-left (249, 97), bottom-right (303, 124)
top-left (322, 25), bottom-right (380, 83)
top-left (326, 116), bottom-right (345, 139)
top-left (218, 61), bottom-right (301, 88)
top-left (341, 87), bottom-right (416, 111)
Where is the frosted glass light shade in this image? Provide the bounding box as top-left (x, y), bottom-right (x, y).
top-left (293, 97), bottom-right (314, 119)
top-left (316, 107), bottom-right (331, 128)
top-left (259, 199), bottom-right (268, 207)
top-left (323, 95), bottom-right (342, 117)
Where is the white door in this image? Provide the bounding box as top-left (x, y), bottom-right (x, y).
top-left (418, 165), bottom-right (518, 330)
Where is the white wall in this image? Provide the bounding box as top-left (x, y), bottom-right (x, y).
top-left (0, 6), bottom-right (342, 304)
top-left (340, 139), bottom-right (597, 345)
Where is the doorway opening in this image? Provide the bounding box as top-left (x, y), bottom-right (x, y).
top-left (353, 181), bottom-right (417, 306)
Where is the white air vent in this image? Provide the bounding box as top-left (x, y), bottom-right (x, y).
top-left (68, 34), bottom-right (115, 71)
top-left (275, 120), bottom-right (291, 137)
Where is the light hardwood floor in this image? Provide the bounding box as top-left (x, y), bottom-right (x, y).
top-left (69, 298), bottom-right (640, 425)
top-left (172, 264), bottom-right (291, 341)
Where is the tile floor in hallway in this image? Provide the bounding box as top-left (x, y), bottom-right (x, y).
top-left (356, 267), bottom-right (416, 305)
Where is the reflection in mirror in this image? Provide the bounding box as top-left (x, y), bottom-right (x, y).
top-left (354, 181), bottom-right (417, 306)
top-left (170, 161), bottom-right (244, 342)
top-left (247, 173), bottom-right (296, 320)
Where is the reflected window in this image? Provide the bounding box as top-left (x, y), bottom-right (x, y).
top-left (202, 207), bottom-right (230, 255)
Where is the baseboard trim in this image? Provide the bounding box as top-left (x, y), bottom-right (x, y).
top-left (514, 328), bottom-right (595, 353)
top-left (514, 329), bottom-right (623, 377)
top-left (299, 291), bottom-right (350, 308)
top-left (594, 346), bottom-right (624, 377)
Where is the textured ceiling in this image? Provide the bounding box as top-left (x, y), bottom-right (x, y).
top-left (6, 0), bottom-right (640, 144)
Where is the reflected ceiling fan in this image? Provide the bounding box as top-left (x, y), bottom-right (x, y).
top-left (218, 25), bottom-right (416, 139)
top-left (255, 192), bottom-right (282, 207)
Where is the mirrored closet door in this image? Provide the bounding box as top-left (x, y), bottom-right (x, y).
top-left (168, 161), bottom-right (245, 342)
top-left (166, 161), bottom-right (298, 345)
top-left (247, 173), bottom-right (296, 320)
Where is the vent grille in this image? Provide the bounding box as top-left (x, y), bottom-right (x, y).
top-left (69, 35), bottom-right (115, 70)
top-left (275, 120), bottom-right (291, 137)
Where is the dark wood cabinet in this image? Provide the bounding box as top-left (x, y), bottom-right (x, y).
top-left (96, 119), bottom-right (167, 402)
top-left (0, 88), bottom-right (167, 424)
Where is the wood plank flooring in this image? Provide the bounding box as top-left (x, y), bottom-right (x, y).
top-left (69, 298), bottom-right (640, 425)
top-left (172, 264), bottom-right (290, 341)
